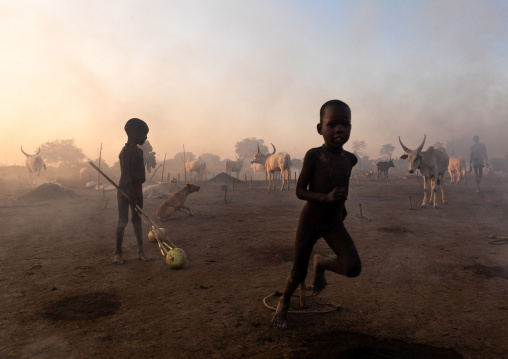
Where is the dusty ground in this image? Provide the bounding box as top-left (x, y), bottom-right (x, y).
top-left (0, 172), bottom-right (507, 359)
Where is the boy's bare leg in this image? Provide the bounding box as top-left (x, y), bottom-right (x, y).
top-left (273, 229), bottom-right (316, 328)
top-left (134, 223), bottom-right (153, 262)
top-left (272, 294), bottom-right (290, 328)
top-left (112, 253), bottom-right (124, 264)
top-left (312, 224), bottom-right (361, 293)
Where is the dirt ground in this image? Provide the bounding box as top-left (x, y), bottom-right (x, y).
top-left (0, 172), bottom-right (507, 359)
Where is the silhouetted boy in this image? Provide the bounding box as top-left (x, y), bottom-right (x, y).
top-left (113, 118), bottom-right (153, 264)
top-left (469, 135), bottom-right (488, 192)
top-left (272, 100), bottom-right (361, 328)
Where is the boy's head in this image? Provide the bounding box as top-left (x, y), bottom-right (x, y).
top-left (317, 100), bottom-right (352, 150)
top-left (473, 135), bottom-right (479, 144)
top-left (319, 100), bottom-right (351, 124)
top-left (125, 118), bottom-right (149, 145)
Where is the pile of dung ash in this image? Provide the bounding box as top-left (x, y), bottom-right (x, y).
top-left (208, 172), bottom-right (243, 184)
top-left (18, 182), bottom-right (78, 201)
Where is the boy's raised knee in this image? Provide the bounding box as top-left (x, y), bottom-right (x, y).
top-left (346, 262), bottom-right (361, 278)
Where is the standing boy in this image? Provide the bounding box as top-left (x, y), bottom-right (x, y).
top-left (469, 135), bottom-right (488, 192)
top-left (272, 100), bottom-right (361, 328)
top-left (113, 118), bottom-right (153, 264)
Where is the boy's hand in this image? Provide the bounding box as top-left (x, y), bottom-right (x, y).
top-left (325, 187), bottom-right (348, 202)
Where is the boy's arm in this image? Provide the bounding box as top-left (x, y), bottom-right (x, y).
top-left (295, 150), bottom-right (347, 203)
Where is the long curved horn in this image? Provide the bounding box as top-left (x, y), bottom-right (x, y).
top-left (398, 137), bottom-right (411, 153)
top-left (36, 147), bottom-right (41, 155)
top-left (270, 143), bottom-right (276, 154)
top-left (416, 134), bottom-right (426, 152)
top-left (257, 143), bottom-right (260, 153)
top-left (21, 146), bottom-right (30, 157)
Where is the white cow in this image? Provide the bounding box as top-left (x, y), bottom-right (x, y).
top-left (185, 158), bottom-right (207, 181)
top-left (225, 156), bottom-right (246, 179)
top-left (250, 143), bottom-right (291, 191)
top-left (21, 146), bottom-right (46, 188)
top-left (250, 163), bottom-right (265, 180)
top-left (399, 135), bottom-right (449, 208)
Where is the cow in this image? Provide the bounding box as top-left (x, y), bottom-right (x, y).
top-left (250, 163), bottom-right (265, 180)
top-left (448, 154), bottom-right (467, 184)
top-left (142, 182), bottom-right (173, 199)
top-left (365, 170), bottom-right (374, 178)
top-left (79, 167), bottom-right (92, 181)
top-left (225, 156), bottom-right (246, 179)
top-left (185, 158), bottom-right (207, 181)
top-left (399, 135), bottom-right (449, 208)
top-left (156, 184), bottom-right (200, 220)
top-left (488, 156), bottom-right (508, 177)
top-left (21, 146), bottom-right (46, 188)
top-left (376, 158), bottom-right (395, 179)
top-left (138, 141), bottom-right (156, 173)
top-left (250, 143), bottom-right (291, 191)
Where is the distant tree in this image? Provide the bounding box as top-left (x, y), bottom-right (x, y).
top-left (39, 139), bottom-right (86, 167)
top-left (173, 151), bottom-right (195, 162)
top-left (235, 138), bottom-right (269, 159)
top-left (351, 140), bottom-right (367, 171)
top-left (199, 153), bottom-right (224, 175)
top-left (380, 144), bottom-right (396, 159)
top-left (351, 140), bottom-right (366, 157)
top-left (433, 141), bottom-right (445, 148)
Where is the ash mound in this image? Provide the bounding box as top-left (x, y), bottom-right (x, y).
top-left (208, 172), bottom-right (243, 184)
top-left (19, 182), bottom-right (78, 201)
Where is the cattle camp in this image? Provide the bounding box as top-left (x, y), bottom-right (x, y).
top-left (2, 2), bottom-right (508, 358)
top-left (1, 134), bottom-right (507, 359)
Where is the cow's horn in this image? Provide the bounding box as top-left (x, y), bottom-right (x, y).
top-left (21, 146), bottom-right (30, 157)
top-left (36, 147), bottom-right (41, 155)
top-left (398, 137), bottom-right (411, 153)
top-left (257, 143), bottom-right (260, 153)
top-left (271, 143), bottom-right (276, 154)
top-left (416, 134), bottom-right (426, 152)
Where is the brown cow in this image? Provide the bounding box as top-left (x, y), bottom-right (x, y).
top-left (156, 184), bottom-right (200, 220)
top-left (448, 155), bottom-right (467, 184)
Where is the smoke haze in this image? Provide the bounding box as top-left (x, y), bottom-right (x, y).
top-left (1, 0), bottom-right (507, 166)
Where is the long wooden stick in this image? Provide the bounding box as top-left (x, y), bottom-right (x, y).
top-left (88, 162), bottom-right (176, 252)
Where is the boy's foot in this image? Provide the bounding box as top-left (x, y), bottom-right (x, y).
top-left (312, 254), bottom-right (327, 294)
top-left (272, 296), bottom-right (289, 328)
top-left (112, 254), bottom-right (124, 265)
top-left (138, 252), bottom-right (153, 262)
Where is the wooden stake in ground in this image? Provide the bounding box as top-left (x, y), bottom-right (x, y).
top-left (221, 185), bottom-right (228, 203)
top-left (161, 152), bottom-right (167, 182)
top-left (182, 144), bottom-right (187, 183)
top-left (354, 203), bottom-right (370, 221)
top-left (409, 195), bottom-right (413, 209)
top-left (97, 143), bottom-right (102, 191)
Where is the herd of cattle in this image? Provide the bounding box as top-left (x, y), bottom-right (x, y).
top-left (19, 140), bottom-right (508, 205)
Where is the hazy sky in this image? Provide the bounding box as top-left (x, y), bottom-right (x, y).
top-left (2, 0), bottom-right (507, 166)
